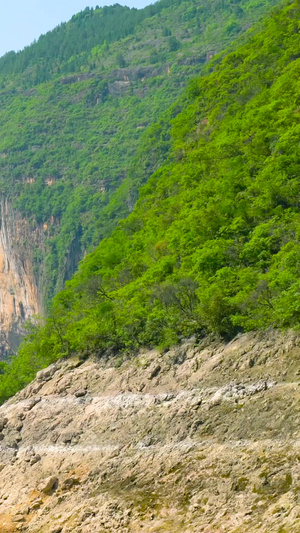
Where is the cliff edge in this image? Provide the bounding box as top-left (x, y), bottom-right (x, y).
top-left (0, 199), bottom-right (40, 356)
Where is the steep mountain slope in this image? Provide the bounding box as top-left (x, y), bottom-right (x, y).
top-left (0, 0), bottom-right (280, 350)
top-left (1, 3), bottom-right (300, 530)
top-left (0, 331), bottom-right (299, 532)
top-left (9, 0), bottom-right (300, 392)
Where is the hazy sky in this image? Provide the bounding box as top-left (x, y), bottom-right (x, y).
top-left (0, 0), bottom-right (152, 57)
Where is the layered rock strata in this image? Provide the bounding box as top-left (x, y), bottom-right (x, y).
top-left (0, 330), bottom-right (299, 531)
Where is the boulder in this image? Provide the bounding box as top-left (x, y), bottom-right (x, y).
top-left (39, 476), bottom-right (58, 494)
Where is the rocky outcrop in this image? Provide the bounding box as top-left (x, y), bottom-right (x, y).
top-left (0, 199), bottom-right (40, 356)
top-left (0, 330), bottom-right (299, 531)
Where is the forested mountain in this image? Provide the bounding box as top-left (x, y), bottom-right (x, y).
top-left (0, 0), bottom-right (299, 398)
top-left (0, 0), bottom-right (279, 308)
top-left (0, 0), bottom-right (275, 82)
top-left (1, 2), bottom-right (300, 527)
top-left (0, 0), bottom-right (290, 397)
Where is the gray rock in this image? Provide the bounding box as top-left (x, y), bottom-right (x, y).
top-left (30, 454), bottom-right (41, 466)
top-left (75, 390), bottom-right (87, 398)
top-left (24, 397), bottom-right (41, 411)
top-left (61, 431), bottom-right (77, 444)
top-left (29, 498), bottom-right (43, 511)
top-left (39, 476), bottom-right (58, 494)
top-left (147, 364), bottom-right (161, 380)
top-left (0, 418), bottom-right (8, 431)
top-left (61, 476), bottom-right (80, 490)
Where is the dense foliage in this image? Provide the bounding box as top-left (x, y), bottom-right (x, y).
top-left (1, 0), bottom-right (300, 401)
top-left (0, 1), bottom-right (186, 82)
top-left (0, 0), bottom-right (278, 306)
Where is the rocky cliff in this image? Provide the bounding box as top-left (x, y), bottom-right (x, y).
top-left (0, 199), bottom-right (40, 356)
top-left (0, 330), bottom-right (299, 532)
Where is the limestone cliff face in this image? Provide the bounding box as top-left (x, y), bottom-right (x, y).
top-left (0, 199), bottom-right (40, 356)
top-left (0, 331), bottom-right (299, 532)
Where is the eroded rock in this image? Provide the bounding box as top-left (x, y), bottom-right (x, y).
top-left (0, 331), bottom-right (298, 532)
top-left (38, 476), bottom-right (59, 494)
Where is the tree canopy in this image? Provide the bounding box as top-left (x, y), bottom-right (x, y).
top-left (0, 0), bottom-right (290, 400)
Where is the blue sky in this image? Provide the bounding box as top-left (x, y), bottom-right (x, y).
top-left (0, 1), bottom-right (152, 57)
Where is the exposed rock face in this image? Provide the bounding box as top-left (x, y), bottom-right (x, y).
top-left (0, 199), bottom-right (40, 356)
top-left (0, 330), bottom-right (299, 531)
